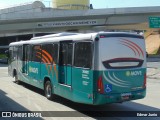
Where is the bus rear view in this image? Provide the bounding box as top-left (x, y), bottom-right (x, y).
top-left (94, 33), bottom-right (146, 105)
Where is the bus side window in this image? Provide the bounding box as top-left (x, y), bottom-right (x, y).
top-left (13, 46), bottom-right (18, 60)
top-left (8, 47), bottom-right (13, 64)
top-left (52, 44), bottom-right (58, 64)
top-left (59, 43), bottom-right (67, 65)
top-left (32, 45), bottom-right (41, 63)
top-left (41, 44), bottom-right (58, 64)
top-left (59, 42), bottom-right (73, 66)
top-left (67, 43), bottom-right (73, 65)
top-left (24, 45), bottom-right (32, 62)
top-left (17, 46), bottom-right (22, 61)
top-left (74, 42), bottom-right (93, 69)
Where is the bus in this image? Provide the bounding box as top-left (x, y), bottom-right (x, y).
top-left (8, 32), bottom-right (147, 105)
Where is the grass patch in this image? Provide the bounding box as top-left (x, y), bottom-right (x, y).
top-left (0, 54), bottom-right (7, 59)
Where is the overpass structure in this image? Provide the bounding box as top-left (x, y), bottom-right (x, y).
top-left (0, 1), bottom-right (160, 50)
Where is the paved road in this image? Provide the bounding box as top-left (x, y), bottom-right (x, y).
top-left (0, 63), bottom-right (159, 120)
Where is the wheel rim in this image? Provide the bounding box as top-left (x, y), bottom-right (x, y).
top-left (46, 84), bottom-right (51, 98)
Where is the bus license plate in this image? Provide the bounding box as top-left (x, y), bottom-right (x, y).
top-left (121, 93), bottom-right (132, 100)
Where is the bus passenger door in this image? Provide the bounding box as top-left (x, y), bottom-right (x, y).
top-left (23, 45), bottom-right (30, 75)
top-left (59, 41), bottom-right (73, 86)
top-left (17, 46), bottom-right (23, 74)
top-left (8, 47), bottom-right (13, 76)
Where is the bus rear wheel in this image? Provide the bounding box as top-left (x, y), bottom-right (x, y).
top-left (44, 81), bottom-right (53, 100)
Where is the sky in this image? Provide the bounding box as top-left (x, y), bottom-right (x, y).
top-left (91, 0), bottom-right (160, 8)
top-left (1, 0), bottom-right (160, 9)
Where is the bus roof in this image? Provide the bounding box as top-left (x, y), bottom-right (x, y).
top-left (30, 32), bottom-right (80, 40)
top-left (9, 32), bottom-right (143, 46)
top-left (9, 32), bottom-right (96, 46)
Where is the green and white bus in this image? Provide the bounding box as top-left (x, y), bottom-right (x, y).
top-left (8, 32), bottom-right (147, 105)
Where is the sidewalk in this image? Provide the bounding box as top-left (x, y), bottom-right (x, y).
top-left (147, 67), bottom-right (160, 79)
top-left (147, 55), bottom-right (160, 79)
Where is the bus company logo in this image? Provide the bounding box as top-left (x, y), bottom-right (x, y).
top-left (126, 71), bottom-right (142, 76)
top-left (29, 66), bottom-right (38, 74)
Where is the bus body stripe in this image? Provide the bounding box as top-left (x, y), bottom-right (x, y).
top-left (122, 39), bottom-right (144, 57)
top-left (120, 40), bottom-right (141, 57)
top-left (120, 43), bottom-right (137, 56)
top-left (36, 53), bottom-right (50, 76)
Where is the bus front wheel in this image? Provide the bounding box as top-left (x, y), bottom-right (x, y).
top-left (14, 70), bottom-right (20, 84)
top-left (44, 81), bottom-right (53, 100)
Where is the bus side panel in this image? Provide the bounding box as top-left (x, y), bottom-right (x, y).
top-left (53, 64), bottom-right (73, 101)
top-left (53, 66), bottom-right (93, 104)
top-left (71, 68), bottom-right (93, 104)
top-left (28, 62), bottom-right (41, 88)
top-left (40, 63), bottom-right (58, 90)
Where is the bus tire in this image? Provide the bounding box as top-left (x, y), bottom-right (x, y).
top-left (44, 81), bottom-right (53, 100)
top-left (14, 70), bottom-right (20, 84)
